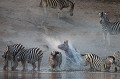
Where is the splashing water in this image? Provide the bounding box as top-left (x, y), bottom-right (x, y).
top-left (44, 35), bottom-right (86, 71)
top-left (58, 40), bottom-right (86, 71)
top-left (44, 35), bottom-right (61, 50)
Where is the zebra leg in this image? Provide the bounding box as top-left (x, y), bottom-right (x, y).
top-left (106, 33), bottom-right (110, 46)
top-left (39, 0), bottom-right (42, 7)
top-left (38, 59), bottom-right (42, 71)
top-left (11, 60), bottom-right (18, 71)
top-left (3, 60), bottom-right (8, 71)
top-left (57, 9), bottom-right (63, 19)
top-left (31, 62), bottom-right (36, 71)
top-left (103, 31), bottom-right (110, 46)
top-left (21, 61), bottom-right (27, 71)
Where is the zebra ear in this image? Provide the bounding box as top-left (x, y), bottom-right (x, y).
top-left (64, 40), bottom-right (68, 44)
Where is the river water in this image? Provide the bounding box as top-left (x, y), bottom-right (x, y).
top-left (1, 70), bottom-right (120, 79)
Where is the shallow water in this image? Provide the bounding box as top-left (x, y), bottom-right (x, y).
top-left (1, 70), bottom-right (120, 79)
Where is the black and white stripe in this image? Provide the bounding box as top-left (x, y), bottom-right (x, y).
top-left (13, 48), bottom-right (43, 71)
top-left (99, 12), bottom-right (120, 45)
top-left (81, 53), bottom-right (111, 71)
top-left (99, 12), bottom-right (120, 35)
top-left (112, 51), bottom-right (120, 71)
top-left (48, 51), bottom-right (62, 71)
top-left (2, 44), bottom-right (24, 70)
top-left (39, 0), bottom-right (74, 16)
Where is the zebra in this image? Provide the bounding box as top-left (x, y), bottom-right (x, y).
top-left (111, 51), bottom-right (120, 71)
top-left (39, 0), bottom-right (74, 18)
top-left (2, 44), bottom-right (24, 71)
top-left (105, 55), bottom-right (117, 72)
top-left (12, 48), bottom-right (43, 71)
top-left (81, 53), bottom-right (113, 71)
top-left (48, 51), bottom-right (62, 71)
top-left (99, 12), bottom-right (120, 45)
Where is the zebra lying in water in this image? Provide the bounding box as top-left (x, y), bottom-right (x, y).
top-left (81, 53), bottom-right (114, 72)
top-left (48, 51), bottom-right (62, 71)
top-left (39, 0), bottom-right (74, 18)
top-left (2, 44), bottom-right (24, 71)
top-left (12, 48), bottom-right (43, 71)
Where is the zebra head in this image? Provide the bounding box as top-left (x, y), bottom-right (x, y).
top-left (99, 12), bottom-right (109, 24)
top-left (2, 46), bottom-right (12, 60)
top-left (80, 53), bottom-right (91, 66)
top-left (58, 40), bottom-right (69, 51)
top-left (51, 51), bottom-right (60, 59)
top-left (106, 56), bottom-right (115, 64)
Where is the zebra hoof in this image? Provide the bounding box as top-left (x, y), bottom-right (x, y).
top-left (3, 66), bottom-right (8, 71)
top-left (70, 13), bottom-right (73, 16)
top-left (11, 67), bottom-right (16, 71)
top-left (115, 67), bottom-right (117, 72)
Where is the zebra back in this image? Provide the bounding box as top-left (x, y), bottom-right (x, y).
top-left (4, 44), bottom-right (24, 60)
top-left (26, 48), bottom-right (43, 63)
top-left (81, 53), bottom-right (105, 71)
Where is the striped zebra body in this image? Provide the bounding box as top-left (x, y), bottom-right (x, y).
top-left (2, 44), bottom-right (24, 70)
top-left (39, 0), bottom-right (74, 17)
top-left (112, 51), bottom-right (120, 71)
top-left (81, 53), bottom-right (111, 71)
top-left (13, 48), bottom-right (43, 71)
top-left (99, 12), bottom-right (120, 44)
top-left (105, 55), bottom-right (117, 72)
top-left (48, 51), bottom-right (62, 71)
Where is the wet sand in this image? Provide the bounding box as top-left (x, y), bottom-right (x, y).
top-left (1, 70), bottom-right (120, 79)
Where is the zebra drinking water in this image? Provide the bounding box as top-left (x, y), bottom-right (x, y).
top-left (81, 53), bottom-right (113, 71)
top-left (39, 0), bottom-right (74, 18)
top-left (99, 12), bottom-right (120, 45)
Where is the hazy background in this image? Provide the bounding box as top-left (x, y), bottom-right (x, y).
top-left (0, 0), bottom-right (120, 69)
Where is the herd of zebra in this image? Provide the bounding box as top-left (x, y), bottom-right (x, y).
top-left (39, 0), bottom-right (120, 40)
top-left (1, 0), bottom-right (120, 72)
top-left (1, 44), bottom-right (62, 71)
top-left (1, 43), bottom-right (120, 72)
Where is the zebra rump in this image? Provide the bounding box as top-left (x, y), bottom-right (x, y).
top-left (48, 51), bottom-right (62, 71)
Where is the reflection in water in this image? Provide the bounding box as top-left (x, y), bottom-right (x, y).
top-left (49, 72), bottom-right (62, 79)
top-left (85, 72), bottom-right (119, 79)
top-left (1, 71), bottom-right (120, 79)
